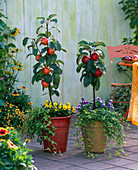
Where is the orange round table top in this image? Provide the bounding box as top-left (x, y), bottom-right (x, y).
top-left (118, 62), bottom-right (133, 67)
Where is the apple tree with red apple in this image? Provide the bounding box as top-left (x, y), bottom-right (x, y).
top-left (76, 40), bottom-right (106, 109)
top-left (23, 14), bottom-right (66, 104)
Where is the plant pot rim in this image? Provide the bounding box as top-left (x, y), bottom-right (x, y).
top-left (51, 115), bottom-right (72, 120)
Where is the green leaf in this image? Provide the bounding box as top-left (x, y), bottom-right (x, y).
top-left (83, 75), bottom-right (92, 87)
top-left (37, 33), bottom-right (47, 37)
top-left (78, 40), bottom-right (88, 45)
top-left (93, 41), bottom-right (106, 47)
top-left (49, 41), bottom-right (55, 49)
top-left (47, 14), bottom-right (56, 20)
top-left (50, 19), bottom-right (57, 23)
top-left (45, 31), bottom-right (51, 38)
top-left (55, 60), bottom-right (64, 66)
top-left (44, 74), bottom-right (52, 84)
top-left (95, 78), bottom-right (100, 91)
top-left (33, 49), bottom-right (38, 56)
top-left (85, 60), bottom-right (94, 73)
top-left (36, 25), bottom-right (43, 34)
top-left (61, 48), bottom-right (67, 52)
top-left (23, 37), bottom-right (29, 46)
top-left (80, 73), bottom-right (86, 82)
top-left (7, 43), bottom-right (16, 48)
top-left (32, 74), bottom-right (37, 84)
top-left (41, 47), bottom-right (48, 53)
top-left (48, 54), bottom-right (57, 63)
top-left (54, 90), bottom-right (59, 96)
top-left (26, 53), bottom-right (33, 58)
top-left (56, 41), bottom-right (61, 51)
top-left (53, 74), bottom-right (60, 88)
top-left (76, 63), bottom-right (84, 73)
top-left (36, 17), bottom-right (45, 20)
top-left (54, 67), bottom-right (63, 75)
top-left (0, 99), bottom-right (5, 106)
top-left (51, 26), bottom-right (60, 33)
top-left (0, 19), bottom-right (7, 28)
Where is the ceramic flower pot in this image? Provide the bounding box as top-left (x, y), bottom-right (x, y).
top-left (43, 115), bottom-right (72, 153)
top-left (82, 121), bottom-right (107, 153)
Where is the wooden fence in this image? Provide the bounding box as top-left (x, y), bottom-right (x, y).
top-left (0, 0), bottom-right (132, 106)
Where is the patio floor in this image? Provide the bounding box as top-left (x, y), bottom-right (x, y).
top-left (28, 116), bottom-right (138, 170)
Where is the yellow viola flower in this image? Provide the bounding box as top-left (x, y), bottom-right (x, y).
top-left (53, 102), bottom-right (57, 107)
top-left (63, 104), bottom-right (67, 110)
top-left (72, 107), bottom-right (76, 112)
top-left (55, 109), bottom-right (58, 111)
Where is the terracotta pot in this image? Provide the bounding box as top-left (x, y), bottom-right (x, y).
top-left (43, 116), bottom-right (72, 153)
top-left (82, 121), bottom-right (107, 153)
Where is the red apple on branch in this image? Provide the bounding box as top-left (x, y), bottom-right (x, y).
top-left (43, 67), bottom-right (50, 74)
top-left (42, 80), bottom-right (49, 88)
top-left (47, 47), bottom-right (55, 55)
top-left (35, 54), bottom-right (43, 62)
top-left (93, 68), bottom-right (103, 77)
top-left (82, 55), bottom-right (91, 64)
top-left (91, 53), bottom-right (99, 61)
top-left (41, 38), bottom-right (48, 45)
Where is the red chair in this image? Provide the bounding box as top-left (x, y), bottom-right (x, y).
top-left (107, 45), bottom-right (138, 104)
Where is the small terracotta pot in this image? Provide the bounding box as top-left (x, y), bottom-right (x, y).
top-left (82, 121), bottom-right (107, 153)
top-left (43, 116), bottom-right (72, 153)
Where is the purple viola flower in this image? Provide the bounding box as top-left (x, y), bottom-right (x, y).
top-left (110, 106), bottom-right (114, 110)
top-left (74, 114), bottom-right (78, 117)
top-left (81, 98), bottom-right (84, 101)
top-left (102, 103), bottom-right (105, 108)
top-left (108, 103), bottom-right (112, 107)
top-left (96, 97), bottom-right (101, 101)
top-left (109, 100), bottom-right (113, 103)
top-left (91, 99), bottom-right (94, 103)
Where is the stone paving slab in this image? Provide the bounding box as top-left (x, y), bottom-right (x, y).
top-left (27, 118), bottom-right (138, 170)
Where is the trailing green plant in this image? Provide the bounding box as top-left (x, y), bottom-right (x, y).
top-left (0, 11), bottom-right (24, 106)
top-left (23, 14), bottom-right (66, 104)
top-left (23, 107), bottom-right (57, 152)
top-left (76, 40), bottom-right (106, 109)
top-left (74, 98), bottom-right (129, 159)
top-left (0, 102), bottom-right (26, 131)
top-left (119, 0), bottom-right (138, 45)
top-left (0, 127), bottom-right (36, 169)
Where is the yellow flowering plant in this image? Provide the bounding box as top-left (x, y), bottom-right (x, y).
top-left (43, 100), bottom-right (75, 117)
top-left (0, 127), bottom-right (36, 169)
top-left (0, 102), bottom-right (26, 131)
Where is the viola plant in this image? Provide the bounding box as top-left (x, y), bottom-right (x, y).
top-left (23, 14), bottom-right (66, 104)
top-left (74, 97), bottom-right (129, 159)
top-left (43, 100), bottom-right (76, 117)
top-left (76, 40), bottom-right (106, 109)
top-left (0, 127), bottom-right (36, 169)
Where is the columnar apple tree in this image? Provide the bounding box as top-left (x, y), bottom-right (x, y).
top-left (23, 14), bottom-right (66, 104)
top-left (76, 40), bottom-right (106, 109)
